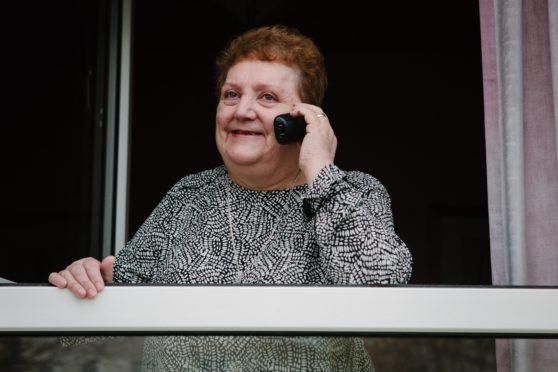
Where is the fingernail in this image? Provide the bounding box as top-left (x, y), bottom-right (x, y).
top-left (87, 288), bottom-right (97, 297)
top-left (96, 282), bottom-right (104, 291)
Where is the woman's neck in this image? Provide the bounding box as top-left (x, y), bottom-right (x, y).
top-left (226, 163), bottom-right (306, 191)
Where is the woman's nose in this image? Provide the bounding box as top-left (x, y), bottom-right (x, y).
top-left (234, 96), bottom-right (257, 121)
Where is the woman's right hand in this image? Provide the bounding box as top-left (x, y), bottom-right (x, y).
top-left (48, 255), bottom-right (115, 299)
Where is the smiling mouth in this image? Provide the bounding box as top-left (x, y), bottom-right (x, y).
top-left (231, 130), bottom-right (262, 136)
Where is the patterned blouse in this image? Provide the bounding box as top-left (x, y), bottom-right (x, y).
top-left (112, 164), bottom-right (412, 371)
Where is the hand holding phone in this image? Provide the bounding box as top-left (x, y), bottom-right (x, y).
top-left (274, 114), bottom-right (307, 144)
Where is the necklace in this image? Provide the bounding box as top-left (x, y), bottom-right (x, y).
top-left (224, 170), bottom-right (301, 283)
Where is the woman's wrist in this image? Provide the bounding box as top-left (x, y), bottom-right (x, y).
top-left (303, 161), bottom-right (335, 187)
top-left (301, 164), bottom-right (345, 218)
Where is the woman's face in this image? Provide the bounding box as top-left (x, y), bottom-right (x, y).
top-left (216, 60), bottom-right (301, 172)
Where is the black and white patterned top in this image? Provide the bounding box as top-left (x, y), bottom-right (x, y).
top-left (113, 164), bottom-right (412, 371)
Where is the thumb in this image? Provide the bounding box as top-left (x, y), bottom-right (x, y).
top-left (101, 255), bottom-right (116, 283)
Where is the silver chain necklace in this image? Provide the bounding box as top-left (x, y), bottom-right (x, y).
top-left (224, 170), bottom-right (301, 283)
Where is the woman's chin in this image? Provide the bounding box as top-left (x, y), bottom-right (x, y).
top-left (223, 151), bottom-right (264, 167)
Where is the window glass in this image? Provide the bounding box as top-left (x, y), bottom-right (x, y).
top-left (6, 336), bottom-right (558, 371)
top-left (0, 336), bottom-right (504, 371)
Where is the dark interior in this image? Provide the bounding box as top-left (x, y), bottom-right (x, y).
top-left (0, 1), bottom-right (489, 285)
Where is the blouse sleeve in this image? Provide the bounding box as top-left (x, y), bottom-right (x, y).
top-left (113, 185), bottom-right (182, 284)
top-left (302, 164), bottom-right (412, 285)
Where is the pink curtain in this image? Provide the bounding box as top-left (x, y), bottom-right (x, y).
top-left (479, 0), bottom-right (558, 371)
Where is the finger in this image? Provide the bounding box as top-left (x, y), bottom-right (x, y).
top-left (101, 255), bottom-right (116, 284)
top-left (291, 103), bottom-right (326, 117)
top-left (68, 262), bottom-right (99, 298)
top-left (84, 259), bottom-right (106, 292)
top-left (59, 270), bottom-right (87, 299)
top-left (48, 272), bottom-right (67, 288)
top-left (291, 105), bottom-right (331, 132)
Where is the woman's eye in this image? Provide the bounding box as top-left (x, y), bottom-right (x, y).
top-left (223, 91), bottom-right (239, 100)
top-left (260, 93), bottom-right (277, 102)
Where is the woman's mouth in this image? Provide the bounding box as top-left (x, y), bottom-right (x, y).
top-left (231, 130), bottom-right (262, 136)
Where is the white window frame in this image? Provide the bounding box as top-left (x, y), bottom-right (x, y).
top-left (0, 285), bottom-right (556, 335)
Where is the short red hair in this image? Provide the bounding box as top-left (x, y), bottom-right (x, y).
top-left (215, 25), bottom-right (327, 106)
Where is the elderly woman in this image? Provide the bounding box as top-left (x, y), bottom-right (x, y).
top-left (49, 25), bottom-right (412, 371)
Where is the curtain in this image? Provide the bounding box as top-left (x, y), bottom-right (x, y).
top-left (479, 0), bottom-right (558, 371)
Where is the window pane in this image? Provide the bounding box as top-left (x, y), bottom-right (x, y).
top-left (4, 336), bottom-right (544, 371)
top-left (6, 336), bottom-right (558, 371)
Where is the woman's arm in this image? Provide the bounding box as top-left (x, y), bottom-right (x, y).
top-left (112, 185), bottom-right (186, 284)
top-left (48, 179), bottom-right (185, 296)
top-left (303, 164), bottom-right (412, 285)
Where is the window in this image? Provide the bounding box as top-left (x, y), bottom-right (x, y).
top-left (1, 285), bottom-right (556, 370)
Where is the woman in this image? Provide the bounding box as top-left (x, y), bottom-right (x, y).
top-left (49, 25), bottom-right (412, 371)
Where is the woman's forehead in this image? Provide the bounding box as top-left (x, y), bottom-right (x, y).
top-left (224, 60), bottom-right (301, 89)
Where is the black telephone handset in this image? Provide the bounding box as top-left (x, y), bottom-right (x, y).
top-left (274, 114), bottom-right (306, 144)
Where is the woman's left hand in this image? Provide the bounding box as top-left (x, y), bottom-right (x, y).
top-left (291, 103), bottom-right (337, 185)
